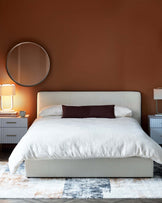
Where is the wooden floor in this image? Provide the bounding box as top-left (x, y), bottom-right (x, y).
top-left (0, 151), bottom-right (161, 203)
top-left (0, 152), bottom-right (10, 161)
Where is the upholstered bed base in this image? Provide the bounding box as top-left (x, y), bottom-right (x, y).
top-left (25, 158), bottom-right (153, 178)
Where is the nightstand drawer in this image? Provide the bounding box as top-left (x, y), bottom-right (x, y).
top-left (2, 118), bottom-right (27, 128)
top-left (150, 128), bottom-right (162, 144)
top-left (0, 128), bottom-right (27, 143)
top-left (150, 118), bottom-right (162, 128)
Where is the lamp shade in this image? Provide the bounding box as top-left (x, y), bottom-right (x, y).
top-left (0, 84), bottom-right (16, 96)
top-left (154, 88), bottom-right (162, 100)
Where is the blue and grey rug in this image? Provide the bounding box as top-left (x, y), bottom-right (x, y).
top-left (62, 178), bottom-right (110, 198)
top-left (0, 161), bottom-right (161, 198)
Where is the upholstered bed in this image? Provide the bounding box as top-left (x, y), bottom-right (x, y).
top-left (8, 91), bottom-right (162, 177)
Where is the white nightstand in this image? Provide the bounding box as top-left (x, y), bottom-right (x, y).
top-left (148, 115), bottom-right (162, 144)
top-left (0, 116), bottom-right (28, 144)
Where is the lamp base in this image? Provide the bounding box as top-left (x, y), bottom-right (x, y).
top-left (0, 109), bottom-right (15, 112)
top-left (1, 95), bottom-right (14, 111)
top-left (154, 113), bottom-right (162, 116)
top-left (0, 110), bottom-right (17, 115)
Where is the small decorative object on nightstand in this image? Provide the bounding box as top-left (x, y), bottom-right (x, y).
top-left (148, 115), bottom-right (162, 144)
top-left (19, 111), bottom-right (26, 117)
top-left (0, 115), bottom-right (28, 144)
top-left (153, 88), bottom-right (162, 116)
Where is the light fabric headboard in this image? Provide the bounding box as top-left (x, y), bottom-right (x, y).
top-left (37, 91), bottom-right (141, 123)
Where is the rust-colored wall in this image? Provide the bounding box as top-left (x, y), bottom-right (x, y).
top-left (0, 0), bottom-right (162, 131)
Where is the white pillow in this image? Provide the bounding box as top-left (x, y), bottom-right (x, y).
top-left (39, 105), bottom-right (132, 118)
top-left (39, 105), bottom-right (62, 117)
top-left (115, 106), bottom-right (132, 117)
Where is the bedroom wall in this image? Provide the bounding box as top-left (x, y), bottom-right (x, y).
top-left (0, 0), bottom-right (162, 132)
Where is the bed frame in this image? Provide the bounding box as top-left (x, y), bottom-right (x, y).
top-left (25, 91), bottom-right (153, 177)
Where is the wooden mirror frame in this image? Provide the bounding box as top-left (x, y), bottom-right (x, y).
top-left (6, 42), bottom-right (50, 87)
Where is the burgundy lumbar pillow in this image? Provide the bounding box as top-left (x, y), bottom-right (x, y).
top-left (62, 105), bottom-right (115, 118)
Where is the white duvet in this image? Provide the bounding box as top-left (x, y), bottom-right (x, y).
top-left (9, 117), bottom-right (162, 173)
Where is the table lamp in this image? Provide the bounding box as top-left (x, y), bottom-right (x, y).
top-left (154, 88), bottom-right (162, 115)
top-left (0, 84), bottom-right (16, 111)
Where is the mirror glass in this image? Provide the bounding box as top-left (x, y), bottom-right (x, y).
top-left (6, 42), bottom-right (50, 86)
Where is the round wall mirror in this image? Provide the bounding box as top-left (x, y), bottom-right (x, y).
top-left (6, 42), bottom-right (50, 86)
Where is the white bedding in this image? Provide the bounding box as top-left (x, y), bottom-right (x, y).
top-left (9, 117), bottom-right (162, 173)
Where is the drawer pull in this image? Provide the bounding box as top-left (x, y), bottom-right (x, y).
top-left (6, 134), bottom-right (16, 137)
top-left (6, 122), bottom-right (16, 124)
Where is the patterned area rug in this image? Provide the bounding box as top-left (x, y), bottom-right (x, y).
top-left (0, 161), bottom-right (161, 198)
